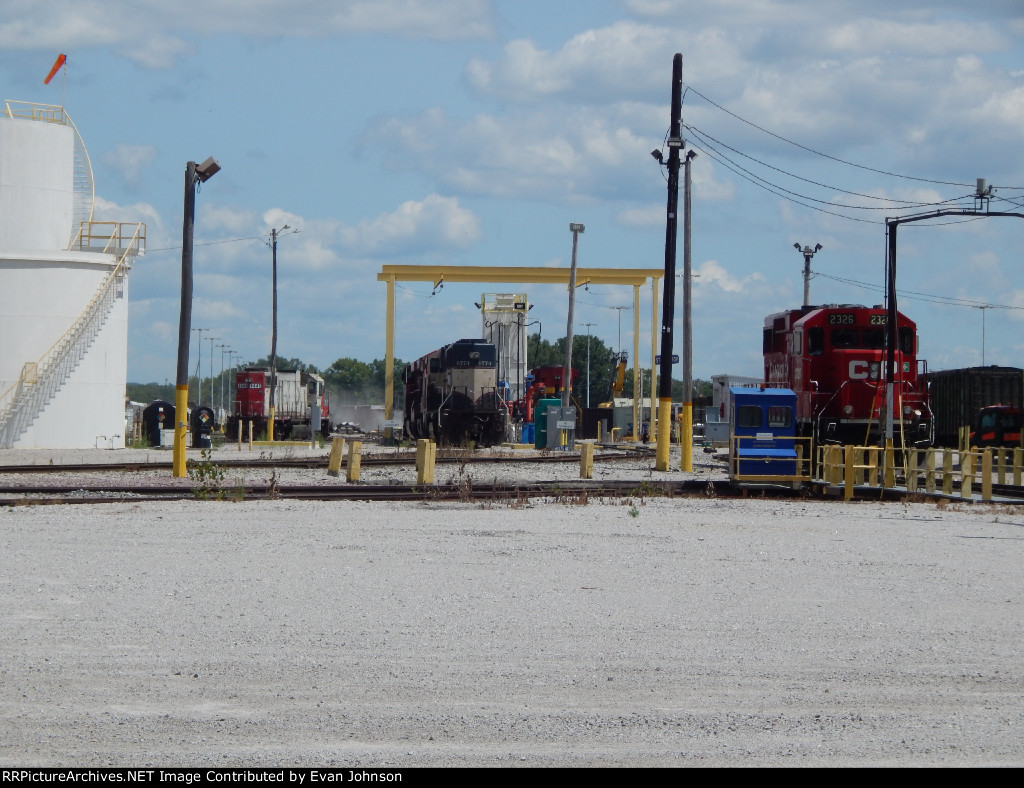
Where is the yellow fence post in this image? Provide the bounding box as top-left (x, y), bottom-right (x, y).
top-left (248, 420), bottom-right (253, 452)
top-left (961, 451), bottom-right (973, 499)
top-left (327, 437), bottom-right (346, 478)
top-left (982, 449), bottom-right (993, 502)
top-left (883, 441), bottom-right (895, 489)
top-left (346, 440), bottom-right (362, 482)
top-left (844, 444), bottom-right (854, 501)
top-left (997, 448), bottom-right (1006, 486)
top-left (907, 449), bottom-right (918, 493)
top-left (942, 451), bottom-right (954, 496)
top-left (925, 449), bottom-right (936, 494)
top-left (1015, 447), bottom-right (1023, 487)
top-left (237, 419), bottom-right (243, 452)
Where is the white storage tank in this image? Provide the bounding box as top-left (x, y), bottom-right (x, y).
top-left (0, 101), bottom-right (144, 450)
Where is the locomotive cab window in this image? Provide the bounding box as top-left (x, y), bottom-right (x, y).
top-left (899, 327), bottom-right (915, 354)
top-left (736, 405), bottom-right (762, 429)
top-left (807, 327), bottom-right (824, 356)
top-left (831, 328), bottom-right (857, 348)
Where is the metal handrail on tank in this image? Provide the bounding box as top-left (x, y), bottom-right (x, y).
top-left (0, 223), bottom-right (146, 447)
top-left (3, 100), bottom-right (67, 123)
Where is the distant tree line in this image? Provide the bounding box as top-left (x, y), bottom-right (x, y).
top-left (127, 341), bottom-right (711, 410)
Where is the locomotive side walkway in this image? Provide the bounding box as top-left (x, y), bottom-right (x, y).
top-left (0, 446), bottom-right (1022, 767)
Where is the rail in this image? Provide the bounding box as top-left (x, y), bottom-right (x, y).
top-left (0, 223), bottom-right (146, 448)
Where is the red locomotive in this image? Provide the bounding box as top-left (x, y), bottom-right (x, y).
top-left (227, 367), bottom-right (329, 439)
top-left (763, 304), bottom-right (932, 447)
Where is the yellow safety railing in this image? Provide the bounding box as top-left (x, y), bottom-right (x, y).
top-left (818, 444), bottom-right (1009, 502)
top-left (3, 100), bottom-right (67, 124)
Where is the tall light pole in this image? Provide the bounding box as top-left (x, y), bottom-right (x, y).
top-left (217, 343), bottom-right (229, 415)
top-left (268, 224), bottom-right (297, 441)
top-left (975, 305), bottom-right (990, 365)
top-left (191, 327), bottom-right (207, 403)
top-left (794, 243), bottom-right (823, 307)
top-left (561, 223), bottom-right (585, 409)
top-left (173, 156), bottom-right (220, 478)
top-left (681, 147), bottom-right (696, 471)
top-left (582, 322), bottom-right (597, 407)
top-left (207, 336), bottom-right (218, 412)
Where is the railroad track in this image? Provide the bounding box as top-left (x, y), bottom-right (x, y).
top-left (0, 478), bottom-right (737, 506)
top-left (0, 447), bottom-right (654, 475)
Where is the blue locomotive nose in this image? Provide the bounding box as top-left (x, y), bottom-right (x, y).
top-left (730, 387), bottom-right (799, 479)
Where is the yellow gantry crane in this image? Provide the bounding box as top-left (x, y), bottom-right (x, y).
top-left (377, 265), bottom-right (663, 445)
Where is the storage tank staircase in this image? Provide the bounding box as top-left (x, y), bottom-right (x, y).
top-left (0, 223), bottom-right (144, 448)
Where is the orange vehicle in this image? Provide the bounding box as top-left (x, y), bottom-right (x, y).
top-left (970, 405), bottom-right (1023, 448)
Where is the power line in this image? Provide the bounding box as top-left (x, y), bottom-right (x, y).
top-left (687, 125), bottom-right (974, 210)
top-left (815, 270), bottom-right (1023, 311)
top-left (682, 83), bottom-right (982, 189)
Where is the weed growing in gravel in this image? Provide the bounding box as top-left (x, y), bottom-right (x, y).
top-left (189, 449), bottom-right (226, 500)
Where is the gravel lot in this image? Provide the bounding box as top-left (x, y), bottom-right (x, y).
top-left (1, 446), bottom-right (1022, 767)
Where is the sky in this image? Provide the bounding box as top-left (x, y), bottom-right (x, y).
top-left (2, 0), bottom-right (1024, 386)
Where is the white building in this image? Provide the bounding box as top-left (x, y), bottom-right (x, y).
top-left (0, 100), bottom-right (144, 449)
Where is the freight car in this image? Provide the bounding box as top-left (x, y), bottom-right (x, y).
top-left (763, 304), bottom-right (932, 447)
top-left (402, 338), bottom-right (509, 446)
top-left (227, 367), bottom-right (329, 440)
top-left (923, 366), bottom-right (1023, 447)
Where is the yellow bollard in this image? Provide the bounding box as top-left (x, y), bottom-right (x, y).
top-left (346, 440), bottom-right (362, 482)
top-left (1015, 447), bottom-right (1023, 487)
top-left (327, 438), bottom-right (346, 478)
top-left (248, 420), bottom-right (254, 452)
top-left (925, 449), bottom-right (936, 493)
top-left (982, 449), bottom-right (993, 502)
top-left (580, 442), bottom-right (595, 479)
top-left (416, 439), bottom-right (436, 485)
top-left (237, 418), bottom-right (243, 452)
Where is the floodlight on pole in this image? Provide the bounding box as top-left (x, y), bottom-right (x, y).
top-left (794, 243), bottom-right (823, 307)
top-left (173, 157), bottom-right (220, 478)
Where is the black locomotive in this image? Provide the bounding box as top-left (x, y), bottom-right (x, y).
top-left (402, 339), bottom-right (509, 446)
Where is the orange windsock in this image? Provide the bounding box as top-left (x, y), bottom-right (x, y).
top-left (44, 53), bottom-right (67, 85)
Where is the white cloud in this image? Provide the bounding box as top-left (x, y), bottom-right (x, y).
top-left (338, 194), bottom-right (481, 257)
top-left (0, 1), bottom-right (494, 66)
top-left (695, 259), bottom-right (766, 294)
top-left (100, 144), bottom-right (157, 192)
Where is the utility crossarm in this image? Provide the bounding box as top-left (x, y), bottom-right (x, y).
top-left (377, 264), bottom-right (665, 437)
top-left (883, 208), bottom-right (1024, 442)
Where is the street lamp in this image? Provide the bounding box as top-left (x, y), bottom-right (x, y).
top-left (173, 157), bottom-right (220, 478)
